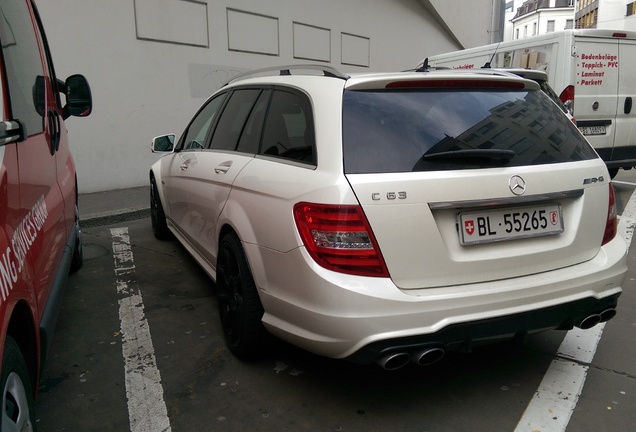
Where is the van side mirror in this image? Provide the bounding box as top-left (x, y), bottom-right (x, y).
top-left (63, 74), bottom-right (92, 119)
top-left (151, 134), bottom-right (175, 153)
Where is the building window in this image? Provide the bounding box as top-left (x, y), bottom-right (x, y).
top-left (565, 19), bottom-right (574, 29)
top-left (628, 2), bottom-right (636, 17)
top-left (547, 20), bottom-right (555, 32)
top-left (524, 25), bottom-right (528, 37)
top-left (516, 28), bottom-right (520, 39)
top-left (533, 22), bottom-right (537, 35)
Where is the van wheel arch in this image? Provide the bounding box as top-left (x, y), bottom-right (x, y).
top-left (5, 301), bottom-right (38, 398)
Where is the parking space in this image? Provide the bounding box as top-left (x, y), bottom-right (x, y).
top-left (35, 174), bottom-right (636, 432)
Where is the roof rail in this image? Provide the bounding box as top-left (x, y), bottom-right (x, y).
top-left (224, 64), bottom-right (349, 86)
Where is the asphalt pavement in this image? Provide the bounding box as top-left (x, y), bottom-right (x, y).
top-left (63, 177), bottom-right (635, 431)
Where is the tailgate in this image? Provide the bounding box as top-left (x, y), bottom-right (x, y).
top-left (347, 163), bottom-right (608, 289)
top-left (341, 75), bottom-right (606, 289)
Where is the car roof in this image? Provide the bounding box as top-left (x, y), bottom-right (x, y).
top-left (222, 65), bottom-right (540, 92)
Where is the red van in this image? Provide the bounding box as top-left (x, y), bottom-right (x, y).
top-left (0, 0), bottom-right (92, 429)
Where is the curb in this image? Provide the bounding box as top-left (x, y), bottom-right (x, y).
top-left (81, 207), bottom-right (150, 228)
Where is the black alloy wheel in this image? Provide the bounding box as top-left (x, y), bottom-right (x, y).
top-left (216, 232), bottom-right (267, 358)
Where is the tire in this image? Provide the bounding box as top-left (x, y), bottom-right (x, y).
top-left (216, 232), bottom-right (268, 358)
top-left (1, 336), bottom-right (36, 432)
top-left (70, 204), bottom-right (83, 273)
top-left (150, 177), bottom-right (172, 240)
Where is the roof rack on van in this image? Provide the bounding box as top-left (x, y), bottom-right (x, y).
top-left (224, 64), bottom-right (349, 86)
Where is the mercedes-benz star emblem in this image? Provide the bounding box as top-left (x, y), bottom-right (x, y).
top-left (509, 175), bottom-right (526, 196)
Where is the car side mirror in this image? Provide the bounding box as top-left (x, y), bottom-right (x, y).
top-left (63, 74), bottom-right (92, 119)
top-left (151, 134), bottom-right (175, 153)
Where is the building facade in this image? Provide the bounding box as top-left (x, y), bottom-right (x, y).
top-left (575, 0), bottom-right (636, 30)
top-left (510, 0), bottom-right (575, 40)
top-left (35, 0), bottom-right (499, 193)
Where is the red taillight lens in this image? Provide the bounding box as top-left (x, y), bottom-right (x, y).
top-left (560, 85), bottom-right (575, 113)
top-left (602, 184), bottom-right (618, 246)
top-left (293, 202), bottom-right (389, 277)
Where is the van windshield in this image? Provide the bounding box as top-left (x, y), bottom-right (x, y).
top-left (342, 88), bottom-right (596, 174)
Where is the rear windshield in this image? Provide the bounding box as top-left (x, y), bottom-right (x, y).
top-left (342, 89), bottom-right (597, 174)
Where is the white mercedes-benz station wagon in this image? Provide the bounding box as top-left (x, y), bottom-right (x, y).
top-left (150, 66), bottom-right (627, 370)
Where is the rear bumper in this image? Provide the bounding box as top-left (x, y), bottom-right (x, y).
top-left (345, 293), bottom-right (620, 365)
top-left (248, 234), bottom-right (627, 363)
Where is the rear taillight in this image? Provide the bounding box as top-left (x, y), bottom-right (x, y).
top-left (602, 184), bottom-right (618, 246)
top-left (560, 85), bottom-right (575, 114)
top-left (293, 202), bottom-right (389, 277)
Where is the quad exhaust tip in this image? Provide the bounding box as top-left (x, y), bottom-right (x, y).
top-left (577, 308), bottom-right (617, 330)
top-left (376, 347), bottom-right (446, 370)
top-left (376, 307), bottom-right (618, 370)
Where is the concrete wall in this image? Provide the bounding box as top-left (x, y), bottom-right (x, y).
top-left (37, 0), bottom-right (493, 193)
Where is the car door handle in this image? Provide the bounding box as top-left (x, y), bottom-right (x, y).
top-left (214, 161), bottom-right (233, 174)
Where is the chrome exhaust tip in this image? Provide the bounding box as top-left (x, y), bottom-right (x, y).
top-left (411, 347), bottom-right (445, 366)
top-left (376, 352), bottom-right (411, 371)
top-left (599, 308), bottom-right (617, 323)
top-left (578, 314), bottom-right (602, 330)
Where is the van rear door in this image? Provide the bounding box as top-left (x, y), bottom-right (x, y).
top-left (612, 37), bottom-right (636, 165)
top-left (574, 37), bottom-right (620, 161)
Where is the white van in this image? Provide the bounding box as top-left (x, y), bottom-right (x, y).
top-left (427, 29), bottom-right (636, 177)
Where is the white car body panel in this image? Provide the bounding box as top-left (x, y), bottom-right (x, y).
top-left (348, 160), bottom-right (609, 288)
top-left (149, 66), bottom-right (628, 364)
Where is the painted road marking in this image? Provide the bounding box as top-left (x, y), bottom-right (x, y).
top-left (111, 227), bottom-right (172, 432)
top-left (515, 187), bottom-right (636, 431)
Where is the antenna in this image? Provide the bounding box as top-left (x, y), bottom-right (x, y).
top-left (482, 42), bottom-right (502, 68)
top-left (416, 58), bottom-right (429, 72)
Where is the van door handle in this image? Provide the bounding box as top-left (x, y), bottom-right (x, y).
top-left (625, 97), bottom-right (633, 115)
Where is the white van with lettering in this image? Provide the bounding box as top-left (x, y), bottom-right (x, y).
top-left (0, 0), bottom-right (92, 429)
top-left (427, 29), bottom-right (636, 177)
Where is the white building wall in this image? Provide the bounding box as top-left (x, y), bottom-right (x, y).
top-left (511, 8), bottom-right (574, 40)
top-left (596, 0), bottom-right (631, 29)
top-left (627, 14), bottom-right (636, 31)
top-left (36, 0), bottom-right (493, 192)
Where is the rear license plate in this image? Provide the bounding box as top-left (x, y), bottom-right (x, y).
top-left (579, 125), bottom-right (606, 136)
top-left (458, 204), bottom-right (563, 245)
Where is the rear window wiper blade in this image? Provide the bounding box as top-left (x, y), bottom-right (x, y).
top-left (423, 148), bottom-right (516, 161)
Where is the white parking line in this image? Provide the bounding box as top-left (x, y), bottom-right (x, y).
top-left (515, 187), bottom-right (636, 431)
top-left (111, 227), bottom-right (172, 432)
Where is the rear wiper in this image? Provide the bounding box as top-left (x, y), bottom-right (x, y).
top-left (423, 148), bottom-right (516, 161)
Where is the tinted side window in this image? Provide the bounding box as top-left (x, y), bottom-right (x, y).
top-left (260, 90), bottom-right (315, 165)
top-left (236, 89), bottom-right (270, 154)
top-left (342, 89), bottom-right (596, 174)
top-left (181, 93), bottom-right (226, 150)
top-left (0, 1), bottom-right (45, 135)
top-left (210, 89), bottom-right (261, 151)
top-left (536, 80), bottom-right (568, 113)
